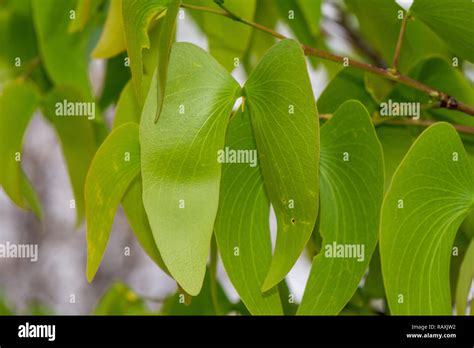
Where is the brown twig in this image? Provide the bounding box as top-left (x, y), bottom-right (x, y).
top-left (181, 2), bottom-right (474, 118)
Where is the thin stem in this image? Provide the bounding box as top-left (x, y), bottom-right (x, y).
top-left (181, 2), bottom-right (474, 118)
top-left (392, 12), bottom-right (409, 71)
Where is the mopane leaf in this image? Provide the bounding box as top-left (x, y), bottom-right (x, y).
top-left (92, 0), bottom-right (126, 59)
top-left (86, 123), bottom-right (141, 281)
top-left (41, 86), bottom-right (97, 225)
top-left (381, 123), bottom-right (474, 314)
top-left (140, 42), bottom-right (240, 296)
top-left (298, 100), bottom-right (384, 314)
top-left (32, 0), bottom-right (92, 98)
top-left (122, 0), bottom-right (168, 101)
top-left (245, 39), bottom-right (319, 291)
top-left (186, 0), bottom-right (256, 72)
top-left (0, 80), bottom-right (42, 218)
top-left (214, 110), bottom-right (283, 315)
top-left (411, 0), bottom-right (474, 63)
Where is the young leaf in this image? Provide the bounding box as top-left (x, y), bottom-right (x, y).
top-left (32, 0), bottom-right (93, 98)
top-left (380, 123), bottom-right (474, 314)
top-left (244, 39), bottom-right (319, 291)
top-left (91, 0), bottom-right (126, 59)
top-left (140, 42), bottom-right (240, 296)
top-left (41, 86), bottom-right (97, 225)
top-left (411, 0), bottom-right (474, 63)
top-left (122, 0), bottom-right (168, 102)
top-left (0, 80), bottom-right (42, 217)
top-left (214, 110), bottom-right (283, 315)
top-left (298, 100), bottom-right (384, 315)
top-left (86, 123), bottom-right (141, 281)
top-left (186, 0), bottom-right (256, 71)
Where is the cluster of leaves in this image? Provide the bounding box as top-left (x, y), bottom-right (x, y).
top-left (0, 0), bottom-right (473, 316)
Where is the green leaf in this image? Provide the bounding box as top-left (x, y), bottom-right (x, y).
top-left (317, 69), bottom-right (377, 115)
top-left (186, 0), bottom-right (256, 71)
top-left (298, 100), bottom-right (384, 314)
top-left (99, 52), bottom-right (131, 110)
top-left (122, 0), bottom-right (168, 102)
top-left (455, 237), bottom-right (474, 315)
top-left (0, 2), bottom-right (38, 82)
top-left (68, 0), bottom-right (104, 33)
top-left (113, 79), bottom-right (144, 129)
top-left (380, 123), bottom-right (474, 314)
top-left (411, 0), bottom-right (474, 63)
top-left (214, 109), bottom-right (283, 315)
top-left (41, 86), bottom-right (97, 225)
top-left (122, 176), bottom-right (168, 273)
top-left (32, 0), bottom-right (93, 98)
top-left (0, 80), bottom-right (42, 217)
top-left (94, 283), bottom-right (151, 315)
top-left (244, 39), bottom-right (319, 291)
top-left (140, 42), bottom-right (240, 296)
top-left (92, 0), bottom-right (126, 58)
top-left (86, 123), bottom-right (141, 281)
top-left (376, 126), bottom-right (415, 191)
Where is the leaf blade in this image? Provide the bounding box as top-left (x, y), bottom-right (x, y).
top-left (298, 100), bottom-right (384, 315)
top-left (244, 39), bottom-right (320, 291)
top-left (380, 123), bottom-right (474, 314)
top-left (214, 110), bottom-right (283, 315)
top-left (86, 122), bottom-right (141, 281)
top-left (140, 42), bottom-right (240, 295)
